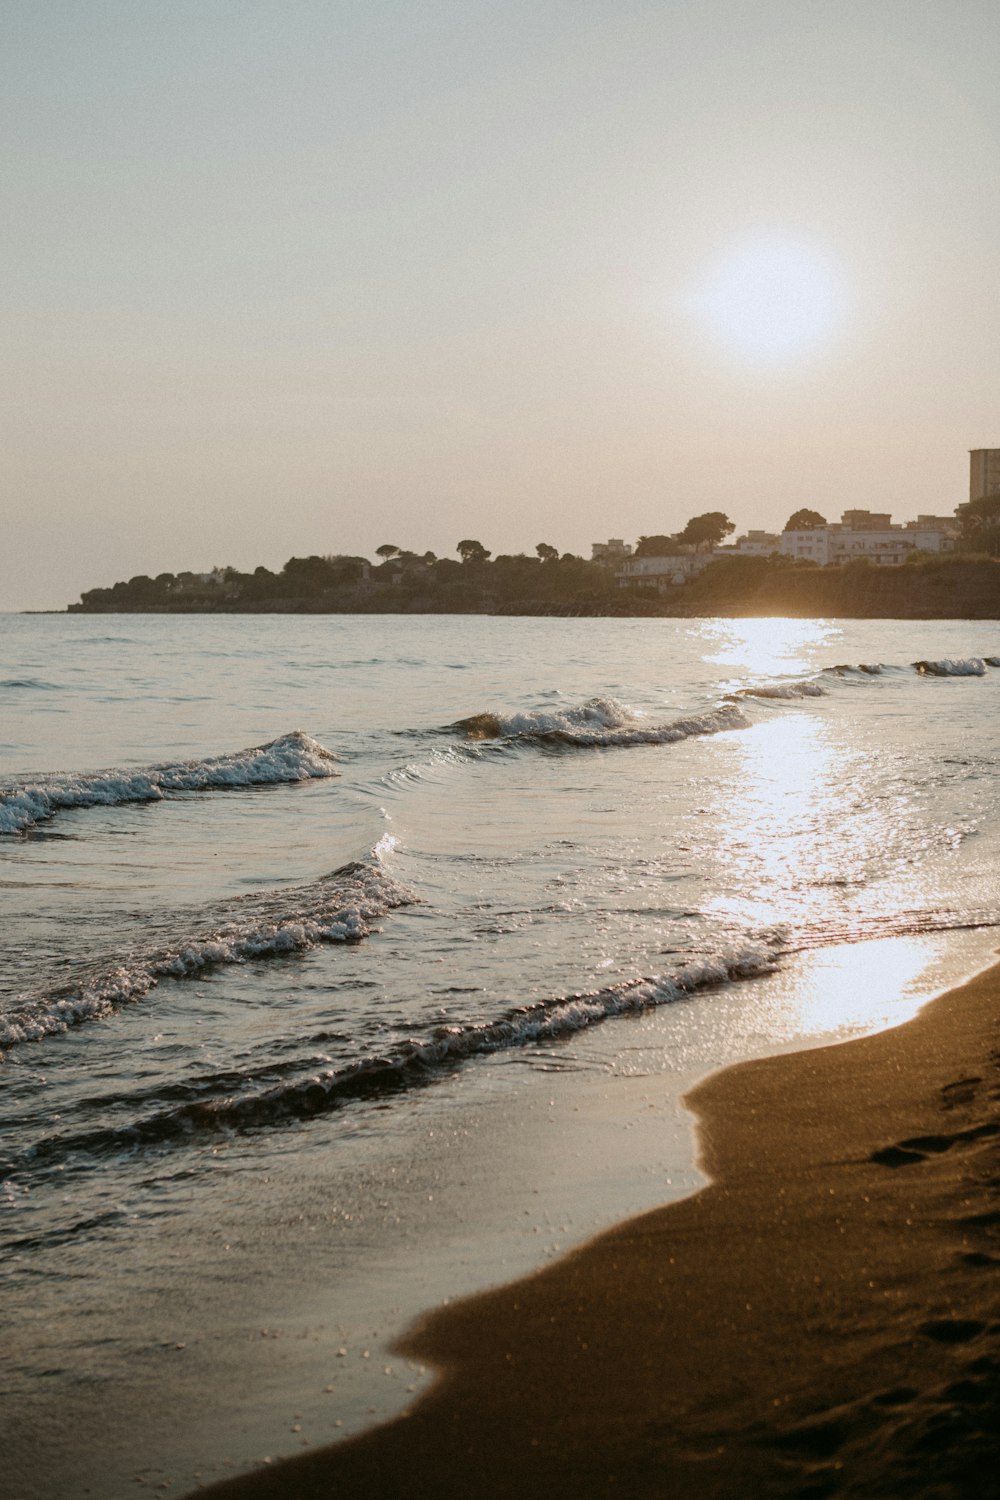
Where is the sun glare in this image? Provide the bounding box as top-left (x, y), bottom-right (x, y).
top-left (701, 617), bottom-right (836, 679)
top-left (688, 236), bottom-right (843, 364)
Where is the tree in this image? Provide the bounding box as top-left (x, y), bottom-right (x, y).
top-left (535, 542), bottom-right (559, 562)
top-left (281, 555), bottom-right (339, 595)
top-left (784, 508), bottom-right (827, 532)
top-left (677, 512), bottom-right (735, 551)
top-left (634, 534), bottom-right (681, 557)
top-left (376, 544), bottom-right (401, 560)
top-left (457, 539), bottom-right (491, 564)
top-left (957, 495), bottom-right (1000, 556)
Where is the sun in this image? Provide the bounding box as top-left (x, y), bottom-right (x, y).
top-left (687, 236), bottom-right (844, 364)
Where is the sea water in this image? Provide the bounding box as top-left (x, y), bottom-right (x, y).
top-left (3, 613), bottom-right (1000, 1496)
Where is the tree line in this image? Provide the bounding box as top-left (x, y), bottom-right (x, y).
top-left (69, 502), bottom-right (998, 614)
top-left (72, 542), bottom-right (620, 614)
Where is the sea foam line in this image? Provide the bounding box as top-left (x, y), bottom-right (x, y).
top-left (455, 697), bottom-right (751, 746)
top-left (0, 730), bottom-right (339, 835)
top-left (825, 657), bottom-right (1000, 678)
top-left (730, 679), bottom-right (826, 700)
top-left (10, 946), bottom-right (778, 1169)
top-left (913, 658), bottom-right (988, 676)
top-left (0, 858), bottom-right (413, 1053)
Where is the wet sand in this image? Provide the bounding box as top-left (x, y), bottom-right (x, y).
top-left (193, 960), bottom-right (1000, 1499)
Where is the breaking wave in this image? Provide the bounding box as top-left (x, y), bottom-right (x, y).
top-left (450, 659), bottom-right (1000, 751)
top-left (731, 679), bottom-right (826, 700)
top-left (0, 856), bottom-right (411, 1052)
top-left (10, 946), bottom-right (776, 1166)
top-left (0, 730), bottom-right (339, 835)
top-left (454, 698), bottom-right (750, 746)
top-left (824, 657), bottom-right (1000, 678)
top-left (913, 658), bottom-right (987, 677)
top-left (737, 659), bottom-right (993, 688)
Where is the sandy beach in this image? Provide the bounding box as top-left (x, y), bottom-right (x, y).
top-left (193, 957), bottom-right (1000, 1499)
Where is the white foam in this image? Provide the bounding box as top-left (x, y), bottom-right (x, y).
top-left (913, 658), bottom-right (987, 677)
top-left (460, 699), bottom-right (750, 747)
top-left (351, 945), bottom-right (781, 1086)
top-left (734, 679), bottom-right (826, 700)
top-left (0, 858), bottom-right (411, 1051)
top-left (0, 730), bottom-right (339, 835)
top-left (10, 944), bottom-right (782, 1156)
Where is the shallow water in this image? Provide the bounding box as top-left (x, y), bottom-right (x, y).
top-left (3, 613), bottom-right (1000, 1495)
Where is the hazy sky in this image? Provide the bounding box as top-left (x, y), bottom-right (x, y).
top-left (3, 0), bottom-right (999, 610)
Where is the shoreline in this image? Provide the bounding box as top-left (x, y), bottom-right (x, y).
top-left (194, 954), bottom-right (1000, 1498)
top-left (12, 936), bottom-right (995, 1498)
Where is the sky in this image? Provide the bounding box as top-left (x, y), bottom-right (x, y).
top-left (2, 0), bottom-right (1000, 610)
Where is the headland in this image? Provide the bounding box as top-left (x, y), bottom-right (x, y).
top-left (67, 553), bottom-right (1000, 620)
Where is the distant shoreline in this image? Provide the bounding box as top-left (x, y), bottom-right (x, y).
top-left (63, 557), bottom-right (1000, 620)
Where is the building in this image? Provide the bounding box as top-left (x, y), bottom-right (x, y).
top-left (779, 510), bottom-right (958, 567)
top-left (615, 552), bottom-right (716, 591)
top-left (839, 510), bottom-right (893, 531)
top-left (591, 538), bottom-right (633, 564)
top-left (778, 527), bottom-right (834, 564)
top-left (717, 530), bottom-right (781, 557)
top-left (969, 449), bottom-right (1000, 503)
top-left (905, 514), bottom-right (958, 532)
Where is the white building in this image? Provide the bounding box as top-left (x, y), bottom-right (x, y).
top-left (716, 530), bottom-right (781, 557)
top-left (615, 552), bottom-right (717, 591)
top-left (780, 527), bottom-right (834, 564)
top-left (780, 510), bottom-right (957, 567)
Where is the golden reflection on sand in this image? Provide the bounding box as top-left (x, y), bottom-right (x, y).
top-left (775, 936), bottom-right (932, 1038)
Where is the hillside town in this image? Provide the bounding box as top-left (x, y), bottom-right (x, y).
top-left (69, 447), bottom-right (1000, 617)
top-left (608, 507), bottom-right (960, 595)
top-left (604, 447), bottom-right (1000, 594)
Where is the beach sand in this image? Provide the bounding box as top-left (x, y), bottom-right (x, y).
top-left (193, 960), bottom-right (1000, 1499)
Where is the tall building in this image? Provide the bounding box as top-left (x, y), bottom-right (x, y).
top-left (969, 449), bottom-right (1000, 502)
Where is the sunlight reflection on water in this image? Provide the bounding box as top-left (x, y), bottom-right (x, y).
top-left (700, 617), bottom-right (838, 678)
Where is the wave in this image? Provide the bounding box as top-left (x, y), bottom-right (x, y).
top-left (0, 730), bottom-right (339, 835)
top-left (454, 697), bottom-right (750, 747)
top-left (913, 658), bottom-right (987, 676)
top-left (825, 657), bottom-right (1000, 678)
top-left (0, 677), bottom-right (62, 691)
top-left (451, 658), bottom-right (1000, 750)
top-left (824, 663), bottom-right (888, 676)
top-left (730, 679), bottom-right (826, 700)
top-left (0, 856), bottom-right (411, 1052)
top-left (9, 946), bottom-right (776, 1167)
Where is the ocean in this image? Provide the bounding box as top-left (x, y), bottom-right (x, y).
top-left (3, 611), bottom-right (1000, 1498)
